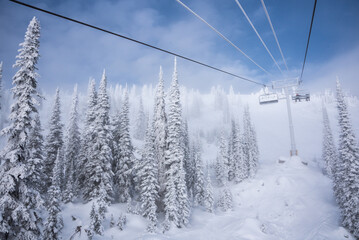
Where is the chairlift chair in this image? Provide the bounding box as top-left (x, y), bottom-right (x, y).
top-left (259, 92), bottom-right (279, 105)
top-left (292, 89), bottom-right (310, 102)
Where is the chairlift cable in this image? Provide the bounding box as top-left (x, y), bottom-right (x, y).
top-left (175, 0), bottom-right (272, 76)
top-left (260, 0), bottom-right (289, 71)
top-left (299, 0), bottom-right (317, 84)
top-left (9, 0), bottom-right (266, 87)
top-left (234, 0), bottom-right (284, 75)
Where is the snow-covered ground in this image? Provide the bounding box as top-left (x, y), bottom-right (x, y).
top-left (53, 85), bottom-right (358, 240)
top-left (62, 156), bottom-right (353, 240)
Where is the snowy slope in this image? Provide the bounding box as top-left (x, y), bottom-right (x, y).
top-left (61, 156), bottom-right (353, 240)
top-left (55, 86), bottom-right (358, 240)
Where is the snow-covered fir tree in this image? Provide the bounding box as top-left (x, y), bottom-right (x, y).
top-left (89, 202), bottom-right (104, 237)
top-left (218, 184), bottom-right (233, 212)
top-left (139, 124), bottom-right (159, 233)
top-left (0, 17), bottom-right (44, 240)
top-left (44, 88), bottom-right (64, 190)
top-left (64, 84), bottom-right (81, 198)
top-left (183, 119), bottom-right (195, 199)
top-left (62, 161), bottom-right (74, 203)
top-left (27, 113), bottom-right (46, 193)
top-left (228, 120), bottom-right (243, 183)
top-left (152, 66), bottom-right (168, 201)
top-left (78, 79), bottom-right (97, 191)
top-left (115, 89), bottom-right (135, 203)
top-left (216, 132), bottom-right (229, 186)
top-left (44, 150), bottom-right (64, 240)
top-left (83, 70), bottom-right (113, 203)
top-left (335, 80), bottom-right (359, 238)
top-left (192, 138), bottom-right (205, 207)
top-left (242, 106), bottom-right (259, 178)
top-left (163, 58), bottom-right (190, 229)
top-left (134, 96), bottom-right (147, 140)
top-left (321, 103), bottom-right (337, 177)
top-left (203, 166), bottom-right (214, 213)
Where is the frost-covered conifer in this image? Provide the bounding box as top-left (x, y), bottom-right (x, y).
top-left (322, 103), bottom-right (337, 177)
top-left (193, 138), bottom-right (205, 207)
top-left (44, 150), bottom-right (64, 240)
top-left (27, 113), bottom-right (46, 193)
top-left (62, 160), bottom-right (74, 203)
top-left (89, 202), bottom-right (104, 236)
top-left (218, 184), bottom-right (233, 212)
top-left (164, 58), bottom-right (190, 229)
top-left (139, 124), bottom-right (159, 232)
top-left (0, 17), bottom-right (43, 240)
top-left (45, 88), bottom-right (64, 190)
top-left (335, 80), bottom-right (359, 238)
top-left (183, 120), bottom-right (195, 197)
top-left (228, 120), bottom-right (243, 183)
top-left (203, 167), bottom-right (214, 213)
top-left (79, 79), bottom-right (97, 190)
top-left (243, 106), bottom-right (259, 178)
top-left (115, 90), bottom-right (135, 203)
top-left (134, 96), bottom-right (146, 140)
top-left (152, 66), bottom-right (168, 197)
top-left (216, 132), bottom-right (229, 186)
top-left (64, 85), bottom-right (81, 196)
top-left (83, 70), bottom-right (113, 202)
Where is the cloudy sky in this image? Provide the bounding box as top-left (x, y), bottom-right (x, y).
top-left (0, 0), bottom-right (358, 96)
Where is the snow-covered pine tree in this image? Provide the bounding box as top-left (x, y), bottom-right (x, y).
top-left (64, 85), bottom-right (81, 198)
top-left (216, 132), bottom-right (229, 186)
top-left (183, 119), bottom-right (194, 199)
top-left (27, 113), bottom-right (46, 193)
top-left (227, 132), bottom-right (234, 181)
top-left (152, 66), bottom-right (168, 200)
top-left (203, 166), bottom-right (214, 213)
top-left (321, 103), bottom-right (337, 177)
top-left (218, 184), bottom-right (233, 212)
top-left (139, 124), bottom-right (159, 233)
top-left (0, 17), bottom-right (44, 240)
top-left (44, 88), bottom-right (64, 190)
top-left (89, 202), bottom-right (104, 236)
top-left (192, 138), bottom-right (205, 207)
top-left (228, 120), bottom-right (243, 183)
top-left (335, 80), bottom-right (359, 238)
top-left (243, 106), bottom-right (259, 178)
top-left (62, 160), bottom-right (74, 203)
top-left (164, 58), bottom-right (190, 229)
top-left (78, 79), bottom-right (97, 191)
top-left (115, 89), bottom-right (135, 203)
top-left (44, 150), bottom-right (64, 240)
top-left (83, 70), bottom-right (113, 203)
top-left (134, 96), bottom-right (146, 140)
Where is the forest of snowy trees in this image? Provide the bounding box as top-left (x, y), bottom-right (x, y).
top-left (322, 80), bottom-right (359, 239)
top-left (1, 16), bottom-right (359, 240)
top-left (0, 17), bottom-right (260, 239)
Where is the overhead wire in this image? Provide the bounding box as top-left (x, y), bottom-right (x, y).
top-left (175, 0), bottom-right (271, 76)
top-left (234, 0), bottom-right (284, 75)
top-left (9, 0), bottom-right (266, 87)
top-left (260, 0), bottom-right (289, 71)
top-left (300, 0), bottom-right (317, 83)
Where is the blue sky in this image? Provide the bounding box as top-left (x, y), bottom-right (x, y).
top-left (0, 0), bottom-right (359, 95)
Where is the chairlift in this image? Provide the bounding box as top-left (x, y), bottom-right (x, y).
top-left (259, 92), bottom-right (279, 105)
top-left (292, 89), bottom-right (310, 102)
